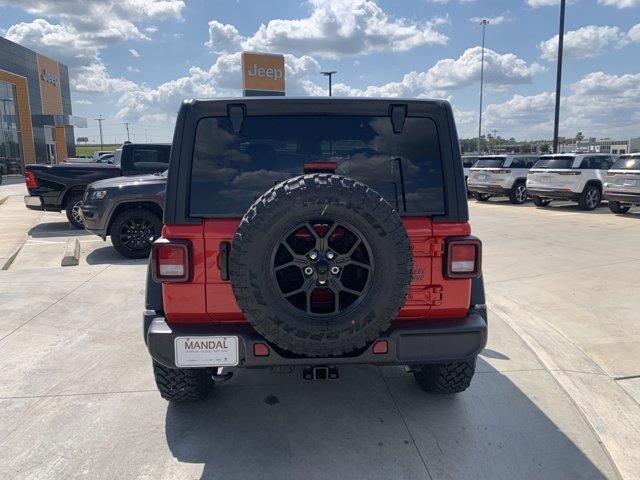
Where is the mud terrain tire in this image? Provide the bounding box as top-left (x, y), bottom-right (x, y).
top-left (230, 174), bottom-right (412, 357)
top-left (152, 361), bottom-right (214, 402)
top-left (413, 358), bottom-right (476, 394)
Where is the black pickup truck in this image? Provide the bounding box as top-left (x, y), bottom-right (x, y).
top-left (24, 143), bottom-right (170, 228)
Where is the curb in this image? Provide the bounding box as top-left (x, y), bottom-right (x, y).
top-left (489, 295), bottom-right (639, 480)
top-left (61, 238), bottom-right (81, 266)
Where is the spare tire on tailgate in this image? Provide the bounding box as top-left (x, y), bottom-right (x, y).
top-left (230, 173), bottom-right (412, 357)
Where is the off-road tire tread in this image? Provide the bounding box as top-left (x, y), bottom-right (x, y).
top-left (230, 173), bottom-right (412, 357)
top-left (474, 192), bottom-right (490, 202)
top-left (413, 358), bottom-right (476, 394)
top-left (153, 361), bottom-right (213, 402)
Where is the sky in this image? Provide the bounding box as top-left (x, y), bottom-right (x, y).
top-left (1, 0), bottom-right (639, 144)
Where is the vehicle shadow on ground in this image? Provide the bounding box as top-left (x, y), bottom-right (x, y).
top-left (28, 221), bottom-right (92, 238)
top-left (163, 361), bottom-right (612, 480)
top-left (472, 198), bottom-right (619, 215)
top-left (85, 245), bottom-right (148, 265)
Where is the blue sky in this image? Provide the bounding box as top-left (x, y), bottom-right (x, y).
top-left (1, 0), bottom-right (639, 144)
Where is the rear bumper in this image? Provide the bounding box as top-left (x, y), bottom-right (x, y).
top-left (603, 191), bottom-right (640, 205)
top-left (467, 184), bottom-right (509, 195)
top-left (527, 188), bottom-right (579, 201)
top-left (23, 195), bottom-right (43, 210)
top-left (144, 306), bottom-right (488, 369)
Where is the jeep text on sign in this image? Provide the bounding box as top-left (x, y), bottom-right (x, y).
top-left (242, 52), bottom-right (285, 93)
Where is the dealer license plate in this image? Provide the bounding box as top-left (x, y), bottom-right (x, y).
top-left (623, 179), bottom-right (637, 187)
top-left (175, 336), bottom-right (239, 367)
top-left (477, 174), bottom-right (487, 180)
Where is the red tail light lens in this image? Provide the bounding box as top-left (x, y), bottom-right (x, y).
top-left (25, 171), bottom-right (38, 188)
top-left (557, 171), bottom-right (581, 175)
top-left (446, 238), bottom-right (482, 278)
top-left (152, 240), bottom-right (190, 283)
top-left (493, 169), bottom-right (512, 174)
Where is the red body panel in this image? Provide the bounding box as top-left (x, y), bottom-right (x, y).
top-left (162, 218), bottom-right (473, 325)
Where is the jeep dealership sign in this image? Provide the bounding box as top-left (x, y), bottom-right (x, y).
top-left (242, 52), bottom-right (285, 96)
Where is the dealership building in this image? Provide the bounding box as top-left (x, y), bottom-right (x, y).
top-left (0, 36), bottom-right (86, 174)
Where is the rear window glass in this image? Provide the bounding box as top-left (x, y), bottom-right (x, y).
top-left (612, 157), bottom-right (640, 170)
top-left (132, 147), bottom-right (170, 170)
top-left (534, 157), bottom-right (574, 169)
top-left (189, 115), bottom-right (445, 216)
top-left (475, 158), bottom-right (505, 168)
top-left (462, 156), bottom-right (477, 168)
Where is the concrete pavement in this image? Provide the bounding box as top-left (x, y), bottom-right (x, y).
top-left (0, 195), bottom-right (638, 479)
top-left (0, 183), bottom-right (42, 269)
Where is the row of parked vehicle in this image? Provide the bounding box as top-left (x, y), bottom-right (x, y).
top-left (463, 152), bottom-right (640, 213)
top-left (24, 142), bottom-right (170, 258)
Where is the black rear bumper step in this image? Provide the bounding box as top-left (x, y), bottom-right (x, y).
top-left (144, 306), bottom-right (488, 369)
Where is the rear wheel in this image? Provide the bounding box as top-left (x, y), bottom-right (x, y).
top-left (412, 358), bottom-right (477, 394)
top-left (578, 185), bottom-right (601, 211)
top-left (608, 201), bottom-right (630, 214)
top-left (110, 209), bottom-right (162, 259)
top-left (532, 196), bottom-right (551, 207)
top-left (153, 361), bottom-right (214, 402)
top-left (508, 181), bottom-right (528, 204)
top-left (474, 192), bottom-right (491, 202)
top-left (65, 193), bottom-right (84, 229)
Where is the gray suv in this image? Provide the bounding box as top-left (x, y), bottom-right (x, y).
top-left (81, 172), bottom-right (166, 258)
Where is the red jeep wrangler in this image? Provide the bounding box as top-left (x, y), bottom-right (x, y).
top-left (144, 98), bottom-right (487, 402)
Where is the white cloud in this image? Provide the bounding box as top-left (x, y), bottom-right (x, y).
top-left (129, 49), bottom-right (140, 58)
top-left (145, 26), bottom-right (159, 34)
top-left (470, 14), bottom-right (509, 25)
top-left (115, 53), bottom-right (324, 122)
top-left (526, 0), bottom-right (560, 7)
top-left (482, 71), bottom-right (640, 139)
top-left (205, 0), bottom-right (448, 58)
top-left (538, 25), bottom-right (626, 61)
top-left (2, 0), bottom-right (184, 93)
top-left (73, 99), bottom-right (93, 105)
top-left (628, 23), bottom-right (640, 42)
top-left (205, 20), bottom-right (244, 53)
top-left (598, 0), bottom-right (640, 7)
top-left (127, 66), bottom-right (141, 73)
top-left (73, 63), bottom-right (138, 95)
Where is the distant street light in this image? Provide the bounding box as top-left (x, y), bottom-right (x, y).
top-left (553, 0), bottom-right (566, 153)
top-left (321, 71), bottom-right (337, 96)
top-left (477, 19), bottom-right (489, 156)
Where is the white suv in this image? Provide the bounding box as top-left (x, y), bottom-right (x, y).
top-left (604, 153), bottom-right (640, 214)
top-left (467, 155), bottom-right (538, 204)
top-left (462, 155), bottom-right (478, 198)
top-left (527, 153), bottom-right (615, 211)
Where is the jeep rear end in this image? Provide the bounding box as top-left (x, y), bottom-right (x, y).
top-left (144, 98), bottom-right (487, 402)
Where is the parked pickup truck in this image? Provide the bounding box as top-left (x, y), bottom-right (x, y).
top-left (24, 143), bottom-right (170, 228)
top-left (82, 172), bottom-right (166, 258)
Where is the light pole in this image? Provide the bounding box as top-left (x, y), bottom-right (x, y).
top-left (95, 115), bottom-right (104, 150)
top-left (553, 0), bottom-right (566, 153)
top-left (477, 19), bottom-right (489, 156)
top-left (321, 71), bottom-right (337, 96)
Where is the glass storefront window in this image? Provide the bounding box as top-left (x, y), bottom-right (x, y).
top-left (0, 80), bottom-right (23, 174)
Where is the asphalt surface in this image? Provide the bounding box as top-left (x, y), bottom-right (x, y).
top-left (0, 184), bottom-right (638, 479)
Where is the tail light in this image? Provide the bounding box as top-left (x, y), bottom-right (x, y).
top-left (152, 239), bottom-right (190, 283)
top-left (25, 171), bottom-right (38, 188)
top-left (445, 237), bottom-right (482, 279)
top-left (492, 169), bottom-right (511, 174)
top-left (557, 171), bottom-right (581, 175)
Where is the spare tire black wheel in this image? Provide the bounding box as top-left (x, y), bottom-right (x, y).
top-left (230, 174), bottom-right (413, 357)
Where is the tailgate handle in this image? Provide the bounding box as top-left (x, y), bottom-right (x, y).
top-left (219, 241), bottom-right (231, 281)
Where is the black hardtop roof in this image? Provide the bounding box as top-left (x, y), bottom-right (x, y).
top-left (180, 97), bottom-right (452, 118)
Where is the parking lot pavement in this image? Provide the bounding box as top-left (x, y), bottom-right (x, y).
top-left (0, 198), bottom-right (638, 479)
top-left (0, 183), bottom-right (43, 269)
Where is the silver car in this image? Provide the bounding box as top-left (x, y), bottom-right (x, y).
top-left (467, 154), bottom-right (538, 204)
top-left (603, 153), bottom-right (640, 214)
